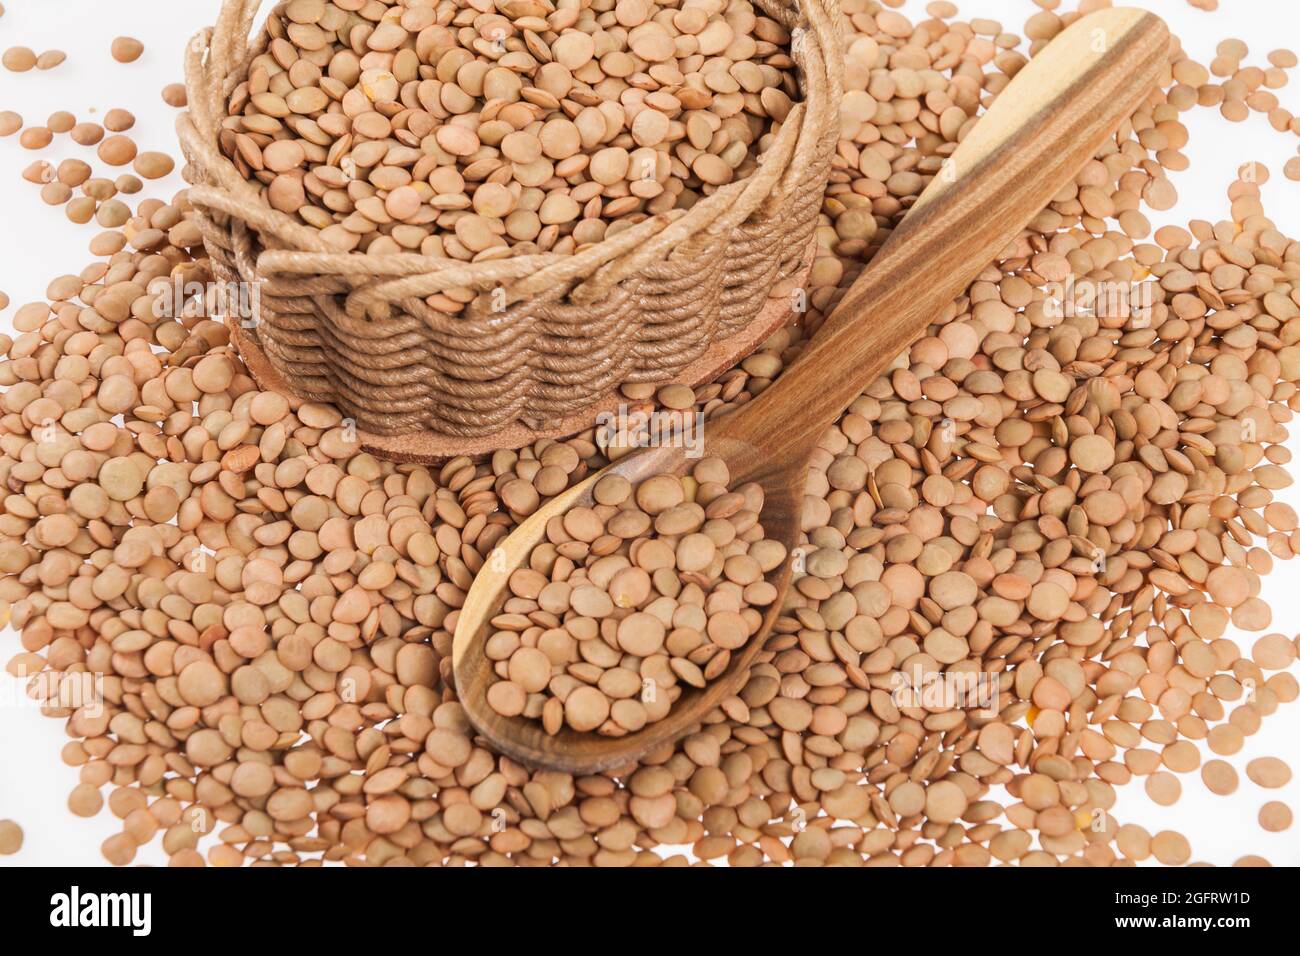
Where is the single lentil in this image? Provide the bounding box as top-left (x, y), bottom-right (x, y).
top-left (2, 47), bottom-right (36, 72)
top-left (111, 37), bottom-right (144, 63)
top-left (1259, 801), bottom-right (1293, 832)
top-left (1246, 757), bottom-right (1292, 788)
top-left (0, 820), bottom-right (22, 855)
top-left (103, 109), bottom-right (135, 133)
top-left (161, 83), bottom-right (187, 108)
top-left (1201, 760), bottom-right (1239, 796)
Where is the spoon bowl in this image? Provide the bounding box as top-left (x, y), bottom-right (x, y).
top-left (453, 6), bottom-right (1172, 774)
top-left (452, 434), bottom-right (805, 773)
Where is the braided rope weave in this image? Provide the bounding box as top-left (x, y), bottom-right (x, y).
top-left (178, 0), bottom-right (842, 439)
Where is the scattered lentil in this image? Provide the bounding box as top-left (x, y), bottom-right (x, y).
top-left (103, 109), bottom-right (135, 133)
top-left (70, 122), bottom-right (104, 146)
top-left (47, 111), bottom-right (75, 135)
top-left (0, 820), bottom-right (22, 855)
top-left (68, 783), bottom-right (104, 817)
top-left (161, 83), bottom-right (187, 108)
top-left (19, 126), bottom-right (52, 150)
top-left (111, 37), bottom-right (144, 63)
top-left (1201, 760), bottom-right (1239, 796)
top-left (134, 152), bottom-right (175, 180)
top-left (2, 46), bottom-right (36, 72)
top-left (1246, 757), bottom-right (1292, 788)
top-left (1152, 831), bottom-right (1192, 866)
top-left (1146, 773), bottom-right (1182, 807)
top-left (1259, 801), bottom-right (1293, 832)
top-left (98, 135), bottom-right (138, 167)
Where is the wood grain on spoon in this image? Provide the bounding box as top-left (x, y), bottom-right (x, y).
top-left (452, 7), bottom-right (1172, 774)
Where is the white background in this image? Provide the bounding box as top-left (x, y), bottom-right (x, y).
top-left (1, 0), bottom-right (1298, 866)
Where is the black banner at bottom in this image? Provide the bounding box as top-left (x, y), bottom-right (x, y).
top-left (0, 863), bottom-right (1282, 942)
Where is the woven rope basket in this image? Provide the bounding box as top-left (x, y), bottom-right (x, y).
top-left (178, 0), bottom-right (842, 441)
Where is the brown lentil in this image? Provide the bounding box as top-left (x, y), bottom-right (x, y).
top-left (134, 152), bottom-right (175, 180)
top-left (1245, 757), bottom-right (1292, 788)
top-left (103, 109), bottom-right (135, 133)
top-left (1201, 760), bottom-right (1239, 796)
top-left (70, 123), bottom-right (104, 146)
top-left (68, 783), bottom-right (104, 817)
top-left (110, 37), bottom-right (144, 63)
top-left (19, 126), bottom-right (52, 150)
top-left (161, 83), bottom-right (187, 108)
top-left (0, 820), bottom-right (22, 855)
top-left (2, 46), bottom-right (36, 72)
top-left (1152, 831), bottom-right (1192, 866)
top-left (98, 135), bottom-right (138, 167)
top-left (1259, 801), bottom-right (1293, 832)
top-left (1146, 772), bottom-right (1182, 807)
top-left (46, 111), bottom-right (75, 134)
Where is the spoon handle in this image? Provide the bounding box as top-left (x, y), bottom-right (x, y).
top-left (738, 7), bottom-right (1169, 457)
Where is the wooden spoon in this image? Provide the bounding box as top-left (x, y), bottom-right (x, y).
top-left (452, 7), bottom-right (1171, 774)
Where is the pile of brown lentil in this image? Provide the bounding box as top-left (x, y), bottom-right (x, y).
top-left (485, 460), bottom-right (784, 735)
top-left (3, 0), bottom-right (1300, 866)
top-left (218, 0), bottom-right (798, 261)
